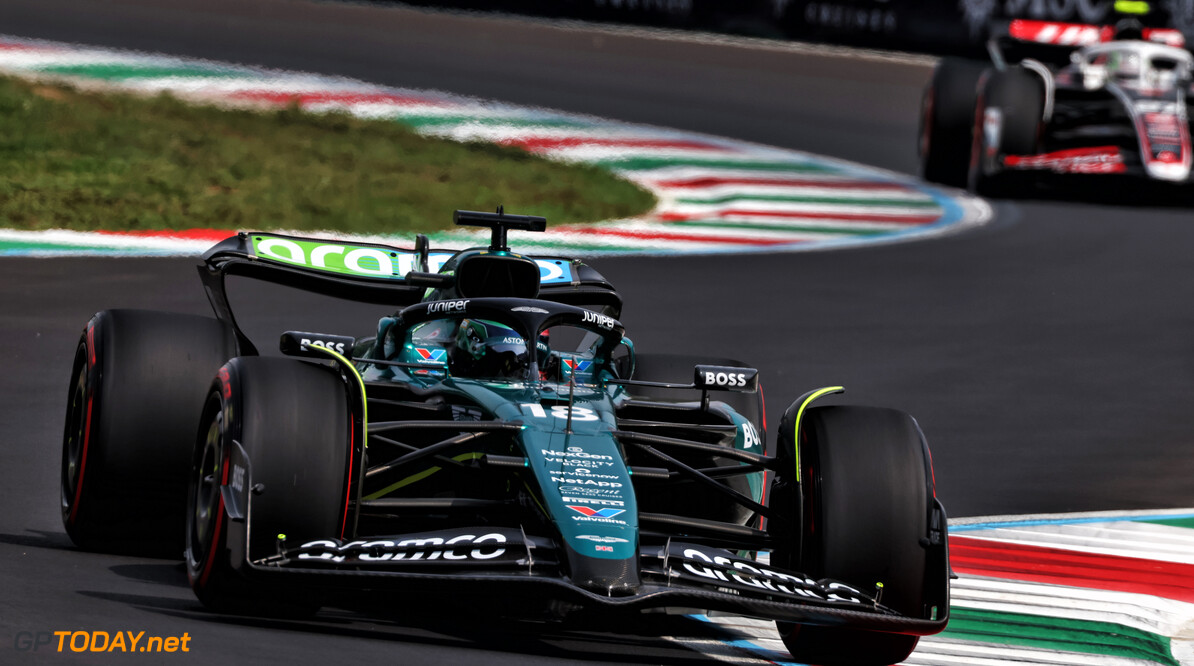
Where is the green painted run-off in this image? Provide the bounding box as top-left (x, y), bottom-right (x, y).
top-left (941, 607), bottom-right (1178, 666)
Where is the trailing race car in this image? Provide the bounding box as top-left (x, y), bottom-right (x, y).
top-left (920, 16), bottom-right (1193, 196)
top-left (59, 210), bottom-right (949, 666)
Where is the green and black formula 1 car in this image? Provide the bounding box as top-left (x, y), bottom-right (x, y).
top-left (60, 210), bottom-right (949, 666)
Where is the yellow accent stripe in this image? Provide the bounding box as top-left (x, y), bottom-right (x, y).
top-left (793, 386), bottom-right (844, 483)
top-left (363, 452), bottom-right (484, 500)
top-left (305, 345), bottom-right (368, 450)
top-left (522, 480), bottom-right (549, 517)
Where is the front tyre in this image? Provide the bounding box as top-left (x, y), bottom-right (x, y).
top-left (969, 67), bottom-right (1045, 197)
top-left (185, 357), bottom-right (353, 616)
top-left (773, 405), bottom-right (940, 666)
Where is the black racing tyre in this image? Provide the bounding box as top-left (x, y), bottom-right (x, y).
top-left (920, 57), bottom-right (986, 187)
top-left (969, 66), bottom-right (1045, 197)
top-left (773, 405), bottom-right (935, 666)
top-left (60, 309), bottom-right (236, 556)
top-left (186, 356), bottom-right (353, 616)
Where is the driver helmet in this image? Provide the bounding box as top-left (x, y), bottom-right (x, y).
top-left (1113, 18), bottom-right (1145, 42)
top-left (447, 319), bottom-right (531, 380)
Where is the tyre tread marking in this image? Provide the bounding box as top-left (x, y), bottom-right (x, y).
top-left (789, 386), bottom-right (844, 483)
top-left (302, 344), bottom-right (366, 540)
top-left (68, 325), bottom-right (97, 525)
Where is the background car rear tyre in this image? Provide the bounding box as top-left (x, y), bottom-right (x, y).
top-left (969, 66), bottom-right (1045, 197)
top-left (185, 356), bottom-right (353, 616)
top-left (920, 57), bottom-right (986, 187)
top-left (60, 309), bottom-right (236, 556)
top-left (773, 404), bottom-right (935, 666)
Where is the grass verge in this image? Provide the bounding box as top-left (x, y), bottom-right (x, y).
top-left (0, 75), bottom-right (656, 233)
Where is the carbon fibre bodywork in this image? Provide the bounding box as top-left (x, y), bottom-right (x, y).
top-left (187, 213), bottom-right (949, 638)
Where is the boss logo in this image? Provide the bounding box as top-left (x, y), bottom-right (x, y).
top-left (301, 338), bottom-right (347, 354)
top-left (280, 331), bottom-right (355, 358)
top-left (694, 365), bottom-right (759, 392)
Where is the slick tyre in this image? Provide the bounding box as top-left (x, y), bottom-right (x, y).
top-left (61, 309), bottom-right (236, 556)
top-left (186, 357), bottom-right (353, 616)
top-left (920, 58), bottom-right (986, 187)
top-left (775, 405), bottom-right (936, 666)
top-left (969, 66), bottom-right (1045, 197)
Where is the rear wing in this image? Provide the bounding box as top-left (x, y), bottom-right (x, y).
top-left (198, 231), bottom-right (622, 354)
top-left (989, 19), bottom-right (1186, 68)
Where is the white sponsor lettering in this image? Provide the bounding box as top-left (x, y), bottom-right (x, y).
top-left (704, 371), bottom-right (748, 388)
top-left (427, 300), bottom-right (469, 314)
top-left (576, 534), bottom-right (629, 544)
top-left (542, 458), bottom-right (616, 468)
top-left (301, 337), bottom-right (347, 354)
top-left (562, 497), bottom-right (625, 507)
top-left (256, 238), bottom-right (304, 263)
top-left (551, 476), bottom-right (622, 488)
top-left (541, 448), bottom-right (613, 461)
top-left (521, 405), bottom-right (600, 421)
top-left (310, 244), bottom-right (345, 268)
top-left (679, 548), bottom-right (865, 603)
top-left (344, 248), bottom-right (393, 276)
top-left (230, 463), bottom-right (245, 493)
top-left (741, 422), bottom-right (760, 450)
top-left (296, 533), bottom-right (507, 563)
top-left (581, 310), bottom-right (616, 331)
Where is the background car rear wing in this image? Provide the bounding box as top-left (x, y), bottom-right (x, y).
top-left (987, 19), bottom-right (1185, 68)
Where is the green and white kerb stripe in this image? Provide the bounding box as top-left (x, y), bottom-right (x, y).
top-left (0, 35), bottom-right (989, 256)
top-left (686, 509), bottom-right (1194, 666)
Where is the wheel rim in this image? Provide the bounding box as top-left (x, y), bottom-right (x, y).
top-left (60, 344), bottom-right (89, 519)
top-left (188, 394), bottom-right (224, 567)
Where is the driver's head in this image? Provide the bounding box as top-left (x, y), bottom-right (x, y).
top-left (447, 319), bottom-right (531, 380)
top-left (1114, 18), bottom-right (1145, 41)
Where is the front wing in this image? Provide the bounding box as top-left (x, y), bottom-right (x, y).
top-left (231, 527), bottom-right (949, 635)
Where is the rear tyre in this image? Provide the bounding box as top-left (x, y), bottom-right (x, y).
top-left (60, 309), bottom-right (236, 556)
top-left (185, 357), bottom-right (352, 616)
top-left (773, 405), bottom-right (935, 666)
top-left (969, 67), bottom-right (1045, 197)
top-left (920, 58), bottom-right (986, 187)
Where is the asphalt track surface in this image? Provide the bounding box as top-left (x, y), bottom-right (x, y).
top-left (3, 0), bottom-right (1194, 662)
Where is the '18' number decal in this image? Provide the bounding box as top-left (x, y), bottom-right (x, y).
top-left (521, 404), bottom-right (599, 422)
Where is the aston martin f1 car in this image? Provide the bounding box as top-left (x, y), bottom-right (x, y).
top-left (60, 210), bottom-right (949, 666)
top-left (920, 17), bottom-right (1193, 196)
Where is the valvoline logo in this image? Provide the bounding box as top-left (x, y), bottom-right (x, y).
top-left (563, 359), bottom-right (592, 373)
top-left (415, 348), bottom-right (446, 363)
top-left (567, 506), bottom-right (625, 519)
